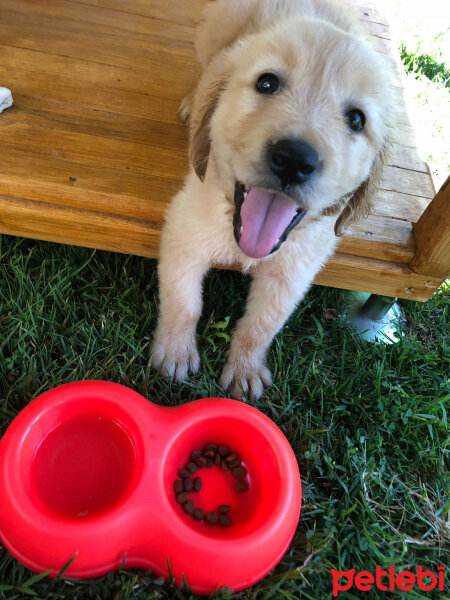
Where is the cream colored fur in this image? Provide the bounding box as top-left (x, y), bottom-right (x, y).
top-left (152, 0), bottom-right (392, 400)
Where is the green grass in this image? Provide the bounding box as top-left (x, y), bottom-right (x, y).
top-left (1, 235), bottom-right (449, 599)
top-left (400, 42), bottom-right (450, 88)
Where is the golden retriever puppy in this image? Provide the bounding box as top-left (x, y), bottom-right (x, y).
top-left (152, 0), bottom-right (392, 400)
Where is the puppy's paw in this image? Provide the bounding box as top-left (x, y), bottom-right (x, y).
top-left (151, 334), bottom-right (200, 383)
top-left (219, 358), bottom-right (272, 401)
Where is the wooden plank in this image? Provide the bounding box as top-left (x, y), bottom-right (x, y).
top-left (372, 189), bottom-right (431, 223)
top-left (411, 176), bottom-right (450, 278)
top-left (0, 195), bottom-right (162, 257)
top-left (337, 214), bottom-right (415, 262)
top-left (380, 166), bottom-right (434, 200)
top-left (0, 94), bottom-right (188, 150)
top-left (0, 64), bottom-right (185, 124)
top-left (314, 254), bottom-right (443, 302)
top-left (0, 195), bottom-right (442, 302)
top-left (66, 0), bottom-right (205, 27)
top-left (0, 153), bottom-right (180, 220)
top-left (1, 0), bottom-right (196, 43)
top-left (346, 0), bottom-right (389, 26)
top-left (0, 120), bottom-right (187, 181)
top-left (0, 15), bottom-right (198, 92)
top-left (0, 45), bottom-right (197, 109)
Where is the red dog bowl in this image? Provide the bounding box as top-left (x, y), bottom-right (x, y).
top-left (0, 381), bottom-right (301, 593)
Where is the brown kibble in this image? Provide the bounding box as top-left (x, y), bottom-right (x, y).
top-left (195, 456), bottom-right (207, 468)
top-left (178, 468), bottom-right (190, 479)
top-left (174, 480), bottom-right (184, 494)
top-left (193, 477), bottom-right (202, 492)
top-left (219, 514), bottom-right (231, 527)
top-left (6, 373), bottom-right (16, 384)
top-left (203, 450), bottom-right (215, 458)
top-left (183, 478), bottom-right (194, 492)
top-left (218, 505), bottom-right (231, 514)
top-left (176, 492), bottom-right (188, 504)
top-left (220, 459), bottom-right (228, 471)
top-left (205, 511), bottom-right (218, 525)
top-left (206, 457), bottom-right (214, 467)
top-left (225, 452), bottom-right (238, 463)
top-left (218, 445), bottom-right (229, 457)
top-left (193, 508), bottom-right (205, 521)
top-left (236, 480), bottom-right (249, 492)
top-left (204, 443), bottom-right (218, 452)
top-left (228, 458), bottom-right (241, 468)
top-left (214, 453), bottom-right (221, 465)
top-left (182, 500), bottom-right (194, 515)
top-left (191, 450), bottom-right (202, 461)
top-left (186, 461), bottom-right (198, 474)
top-left (231, 467), bottom-right (246, 479)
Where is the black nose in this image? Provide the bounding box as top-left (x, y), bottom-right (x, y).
top-left (269, 138), bottom-right (320, 187)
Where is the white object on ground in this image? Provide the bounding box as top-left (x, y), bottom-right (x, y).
top-left (0, 87), bottom-right (13, 113)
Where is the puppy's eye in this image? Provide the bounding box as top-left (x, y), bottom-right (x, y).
top-left (256, 73), bottom-right (281, 95)
top-left (346, 109), bottom-right (365, 132)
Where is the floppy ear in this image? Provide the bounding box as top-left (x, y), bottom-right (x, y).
top-left (189, 55), bottom-right (229, 182)
top-left (333, 143), bottom-right (390, 236)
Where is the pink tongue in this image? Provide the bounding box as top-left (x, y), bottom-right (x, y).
top-left (239, 188), bottom-right (298, 258)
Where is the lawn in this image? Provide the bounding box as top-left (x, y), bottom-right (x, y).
top-left (1, 235), bottom-right (448, 599)
top-left (1, 1), bottom-right (449, 598)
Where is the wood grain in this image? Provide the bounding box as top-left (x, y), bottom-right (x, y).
top-left (0, 0), bottom-right (442, 301)
top-left (411, 176), bottom-right (450, 278)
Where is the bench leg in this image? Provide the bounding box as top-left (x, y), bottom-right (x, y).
top-left (345, 292), bottom-right (404, 343)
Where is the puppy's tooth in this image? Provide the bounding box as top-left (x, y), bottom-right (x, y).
top-left (240, 226), bottom-right (244, 235)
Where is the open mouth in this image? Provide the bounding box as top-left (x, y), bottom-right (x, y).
top-left (233, 182), bottom-right (306, 259)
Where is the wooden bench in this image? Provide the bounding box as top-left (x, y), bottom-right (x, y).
top-left (0, 0), bottom-right (448, 301)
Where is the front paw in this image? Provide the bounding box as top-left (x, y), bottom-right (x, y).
top-left (219, 357), bottom-right (272, 401)
top-left (151, 333), bottom-right (200, 383)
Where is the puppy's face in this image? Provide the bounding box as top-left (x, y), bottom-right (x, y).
top-left (193, 17), bottom-right (392, 259)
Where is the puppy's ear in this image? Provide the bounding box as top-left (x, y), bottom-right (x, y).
top-left (189, 56), bottom-right (229, 181)
top-left (333, 143), bottom-right (390, 236)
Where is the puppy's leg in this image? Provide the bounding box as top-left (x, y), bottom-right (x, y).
top-left (152, 184), bottom-right (211, 382)
top-left (152, 251), bottom-right (209, 382)
top-left (220, 268), bottom-right (311, 401)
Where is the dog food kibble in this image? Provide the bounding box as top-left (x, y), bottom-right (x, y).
top-left (193, 508), bottom-right (204, 521)
top-left (183, 499), bottom-right (194, 515)
top-left (219, 514), bottom-right (231, 527)
top-left (205, 511), bottom-right (219, 525)
top-left (195, 456), bottom-right (207, 468)
top-left (225, 452), bottom-right (238, 463)
top-left (204, 443), bottom-right (218, 452)
top-left (174, 480), bottom-right (185, 494)
top-left (174, 442), bottom-right (248, 527)
top-left (183, 478), bottom-right (194, 492)
top-left (186, 461), bottom-right (198, 474)
top-left (236, 480), bottom-right (249, 492)
top-left (231, 466), bottom-right (246, 479)
top-left (176, 492), bottom-right (188, 504)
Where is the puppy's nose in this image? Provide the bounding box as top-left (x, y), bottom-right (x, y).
top-left (269, 138), bottom-right (319, 187)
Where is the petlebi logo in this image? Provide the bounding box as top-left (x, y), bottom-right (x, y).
top-left (331, 564), bottom-right (446, 597)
